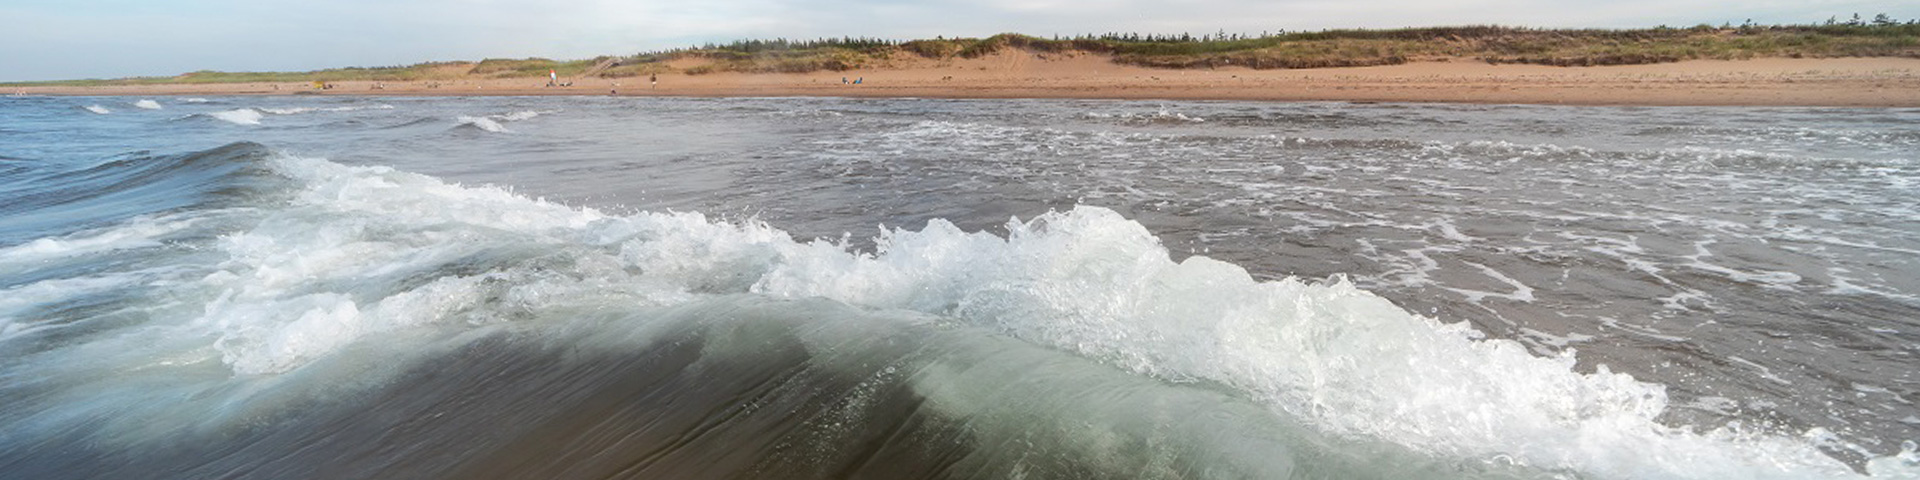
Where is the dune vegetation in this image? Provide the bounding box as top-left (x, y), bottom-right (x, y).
top-left (7, 17), bottom-right (1918, 86)
top-left (654, 20), bottom-right (1920, 72)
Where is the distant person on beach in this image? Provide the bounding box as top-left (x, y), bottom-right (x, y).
top-left (842, 77), bottom-right (848, 85)
top-left (650, 74), bottom-right (657, 88)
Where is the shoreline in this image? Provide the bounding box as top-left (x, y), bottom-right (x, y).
top-left (14, 55), bottom-right (1920, 107)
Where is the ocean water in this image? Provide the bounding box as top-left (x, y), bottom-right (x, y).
top-left (1, 95), bottom-right (1916, 479)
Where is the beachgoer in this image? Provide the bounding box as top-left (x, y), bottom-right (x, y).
top-left (650, 74), bottom-right (657, 88)
top-left (842, 77), bottom-right (848, 84)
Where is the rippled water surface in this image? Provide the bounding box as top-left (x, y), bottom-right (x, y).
top-left (1, 95), bottom-right (1916, 478)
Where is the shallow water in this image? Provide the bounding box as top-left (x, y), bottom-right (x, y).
top-left (1, 95), bottom-right (1916, 478)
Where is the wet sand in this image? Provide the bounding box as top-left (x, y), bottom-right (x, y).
top-left (15, 53), bottom-right (1920, 107)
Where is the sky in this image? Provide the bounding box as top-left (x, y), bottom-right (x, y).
top-left (2, 0), bottom-right (1913, 81)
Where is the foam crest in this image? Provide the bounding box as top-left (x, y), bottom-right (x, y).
top-left (257, 104), bottom-right (395, 115)
top-left (493, 110), bottom-right (546, 121)
top-left (0, 274), bottom-right (148, 341)
top-left (0, 216), bottom-right (184, 267)
top-left (179, 154), bottom-right (810, 377)
top-left (209, 108), bottom-right (263, 125)
top-left (455, 115), bottom-right (510, 133)
top-left (191, 156), bottom-right (601, 372)
top-left (1085, 110), bottom-right (1207, 124)
top-left (746, 208), bottom-right (1898, 479)
top-left (134, 99), bottom-right (162, 110)
top-left (83, 105), bottom-right (110, 115)
top-left (446, 110), bottom-right (555, 133)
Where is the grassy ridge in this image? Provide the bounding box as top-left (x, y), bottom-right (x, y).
top-left (953, 24), bottom-right (1920, 68)
top-left (631, 23), bottom-right (1919, 73)
top-left (9, 21), bottom-right (1919, 85)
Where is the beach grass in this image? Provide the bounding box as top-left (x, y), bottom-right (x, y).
top-left (551, 22), bottom-right (1920, 75)
top-left (7, 21), bottom-right (1917, 86)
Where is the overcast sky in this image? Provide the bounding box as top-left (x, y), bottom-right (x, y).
top-left (3, 0), bottom-right (1912, 81)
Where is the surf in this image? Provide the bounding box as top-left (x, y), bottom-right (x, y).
top-left (1, 143), bottom-right (1913, 479)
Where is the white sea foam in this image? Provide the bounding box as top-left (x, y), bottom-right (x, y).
top-left (208, 108), bottom-right (264, 125)
top-left (0, 216), bottom-right (185, 268)
top-left (493, 110), bottom-right (543, 121)
top-left (1084, 110), bottom-right (1207, 123)
top-left (10, 151), bottom-right (1914, 479)
top-left (1684, 240), bottom-right (1805, 289)
top-left (258, 104), bottom-right (394, 115)
top-left (181, 98), bottom-right (210, 103)
top-left (448, 110), bottom-right (554, 130)
top-left (1445, 261), bottom-right (1537, 304)
top-left (84, 105), bottom-right (110, 114)
top-left (455, 115), bottom-right (510, 133)
top-left (1827, 267), bottom-right (1920, 303)
top-left (766, 108), bottom-right (844, 118)
top-left (266, 156), bottom-right (1920, 477)
top-left (0, 273), bottom-right (159, 342)
top-left (134, 99), bottom-right (162, 110)
top-left (748, 210), bottom-right (1889, 479)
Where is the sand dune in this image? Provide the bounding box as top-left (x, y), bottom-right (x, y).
top-left (16, 52), bottom-right (1920, 107)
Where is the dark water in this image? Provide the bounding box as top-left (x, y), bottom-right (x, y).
top-left (1, 95), bottom-right (1916, 478)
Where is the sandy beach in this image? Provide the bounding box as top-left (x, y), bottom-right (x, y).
top-left (15, 53), bottom-right (1920, 107)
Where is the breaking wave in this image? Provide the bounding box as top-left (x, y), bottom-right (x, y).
top-left (1, 143), bottom-right (1913, 479)
top-left (454, 115), bottom-right (510, 133)
top-left (207, 108), bottom-right (264, 125)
